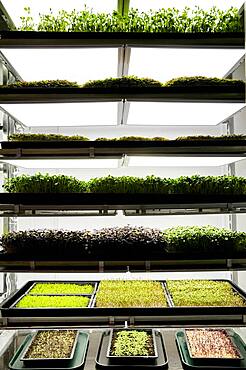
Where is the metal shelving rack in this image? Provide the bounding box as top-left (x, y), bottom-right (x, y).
top-left (0, 2), bottom-right (245, 368)
top-left (0, 87), bottom-right (244, 103)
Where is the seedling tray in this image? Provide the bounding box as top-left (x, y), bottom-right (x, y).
top-left (2, 139), bottom-right (246, 153)
top-left (184, 329), bottom-right (243, 365)
top-left (176, 330), bottom-right (246, 369)
top-left (90, 281), bottom-right (169, 309)
top-left (96, 330), bottom-right (168, 369)
top-left (163, 279), bottom-right (246, 309)
top-left (106, 329), bottom-right (158, 364)
top-left (1, 193), bottom-right (246, 207)
top-left (20, 329), bottom-right (79, 366)
top-left (1, 279), bottom-right (246, 326)
top-left (0, 86), bottom-right (244, 105)
top-left (8, 331), bottom-right (89, 370)
top-left (1, 280), bottom-right (97, 317)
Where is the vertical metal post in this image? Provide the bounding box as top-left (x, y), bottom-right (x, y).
top-left (0, 60), bottom-right (3, 85)
top-left (117, 0), bottom-right (131, 126)
top-left (0, 55), bottom-right (24, 296)
top-left (226, 117), bottom-right (239, 284)
top-left (117, 0), bottom-right (123, 15)
top-left (2, 107), bottom-right (26, 140)
top-left (117, 45), bottom-right (131, 125)
top-left (117, 0), bottom-right (130, 16)
top-left (2, 63), bottom-right (9, 85)
top-left (2, 164), bottom-right (19, 294)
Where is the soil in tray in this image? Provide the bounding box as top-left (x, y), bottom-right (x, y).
top-left (15, 295), bottom-right (90, 308)
top-left (110, 330), bottom-right (155, 357)
top-left (9, 331), bottom-right (89, 370)
top-left (95, 280), bottom-right (167, 308)
top-left (166, 280), bottom-right (246, 307)
top-left (29, 282), bottom-right (94, 295)
top-left (23, 330), bottom-right (77, 360)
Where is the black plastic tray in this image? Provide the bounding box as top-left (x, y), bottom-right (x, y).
top-left (1, 279), bottom-right (246, 325)
top-left (1, 280), bottom-right (98, 316)
top-left (0, 86), bottom-right (244, 94)
top-left (163, 280), bottom-right (246, 308)
top-left (96, 330), bottom-right (168, 369)
top-left (1, 192), bottom-right (246, 206)
top-left (91, 281), bottom-right (170, 310)
top-left (176, 330), bottom-right (246, 369)
top-left (0, 87), bottom-right (243, 104)
top-left (8, 331), bottom-right (89, 370)
top-left (0, 31), bottom-right (244, 48)
top-left (2, 139), bottom-right (246, 150)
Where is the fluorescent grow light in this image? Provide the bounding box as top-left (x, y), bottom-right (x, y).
top-left (0, 49), bottom-right (117, 84)
top-left (127, 102), bottom-right (245, 126)
top-left (1, 0), bottom-right (117, 28)
top-left (1, 103), bottom-right (118, 126)
top-left (130, 0), bottom-right (244, 11)
top-left (129, 49), bottom-right (245, 81)
top-left (128, 157), bottom-right (243, 167)
top-left (2, 159), bottom-right (119, 169)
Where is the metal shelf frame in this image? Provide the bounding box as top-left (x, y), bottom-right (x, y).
top-left (0, 193), bottom-right (246, 217)
top-left (0, 87), bottom-right (244, 104)
top-left (0, 258), bottom-right (245, 273)
top-left (0, 31), bottom-right (244, 49)
top-left (0, 0), bottom-right (245, 333)
top-left (1, 139), bottom-right (246, 159)
top-left (1, 315), bottom-right (245, 329)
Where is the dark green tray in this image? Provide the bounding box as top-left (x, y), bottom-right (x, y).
top-left (8, 331), bottom-right (89, 370)
top-left (176, 330), bottom-right (246, 369)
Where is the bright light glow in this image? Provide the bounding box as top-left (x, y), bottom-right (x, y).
top-left (127, 102), bottom-right (245, 126)
top-left (1, 103), bottom-right (118, 126)
top-left (4, 156), bottom-right (240, 169)
top-left (3, 159), bottom-right (119, 169)
top-left (129, 49), bottom-right (245, 81)
top-left (1, 49), bottom-right (117, 83)
top-left (2, 0), bottom-right (117, 28)
top-left (129, 156), bottom-right (243, 167)
top-left (130, 0), bottom-right (244, 11)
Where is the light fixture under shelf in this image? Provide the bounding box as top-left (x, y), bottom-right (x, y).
top-left (129, 49), bottom-right (245, 81)
top-left (1, 158), bottom-right (119, 169)
top-left (1, 102), bottom-right (119, 126)
top-left (0, 48), bottom-right (118, 84)
top-left (127, 102), bottom-right (245, 126)
top-left (128, 156), bottom-right (244, 167)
